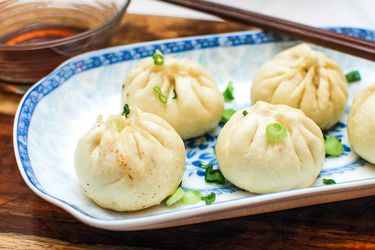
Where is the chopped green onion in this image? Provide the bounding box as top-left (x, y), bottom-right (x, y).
top-left (172, 89), bottom-right (178, 99)
top-left (198, 163), bottom-right (212, 169)
top-left (198, 163), bottom-right (226, 185)
top-left (122, 104), bottom-right (130, 118)
top-left (205, 166), bottom-right (225, 185)
top-left (181, 190), bottom-right (202, 205)
top-left (153, 85), bottom-right (168, 104)
top-left (323, 178), bottom-right (336, 185)
top-left (221, 109), bottom-right (236, 124)
top-left (153, 85), bottom-right (161, 94)
top-left (266, 122), bottom-right (287, 142)
top-left (223, 81), bottom-right (234, 102)
top-left (242, 110), bottom-right (248, 116)
top-left (345, 70), bottom-right (361, 83)
top-left (213, 146), bottom-right (216, 155)
top-left (159, 94), bottom-right (168, 103)
top-left (201, 192), bottom-right (216, 205)
top-left (153, 51), bottom-right (164, 66)
top-left (324, 135), bottom-right (343, 157)
top-left (166, 187), bottom-right (184, 206)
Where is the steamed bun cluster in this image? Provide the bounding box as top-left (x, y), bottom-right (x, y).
top-left (75, 107), bottom-right (185, 211)
top-left (75, 43), bottom-right (361, 212)
top-left (216, 101), bottom-right (325, 194)
top-left (122, 57), bottom-right (224, 139)
top-left (251, 44), bottom-right (348, 130)
top-left (348, 85), bottom-right (375, 164)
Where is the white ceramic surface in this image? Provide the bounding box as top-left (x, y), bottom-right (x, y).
top-left (14, 28), bottom-right (375, 230)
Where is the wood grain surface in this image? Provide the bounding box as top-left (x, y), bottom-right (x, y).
top-left (1, 14), bottom-right (375, 249)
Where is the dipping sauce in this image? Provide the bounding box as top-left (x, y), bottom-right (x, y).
top-left (0, 24), bottom-right (86, 45)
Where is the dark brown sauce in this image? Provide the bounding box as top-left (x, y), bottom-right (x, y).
top-left (0, 22), bottom-right (113, 85)
top-left (0, 24), bottom-right (87, 45)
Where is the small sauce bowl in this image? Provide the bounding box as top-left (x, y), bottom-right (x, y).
top-left (0, 0), bottom-right (131, 94)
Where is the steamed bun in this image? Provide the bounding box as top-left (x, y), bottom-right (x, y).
top-left (348, 85), bottom-right (375, 164)
top-left (251, 44), bottom-right (348, 130)
top-left (75, 106), bottom-right (185, 211)
top-left (122, 56), bottom-right (224, 139)
top-left (216, 101), bottom-right (325, 194)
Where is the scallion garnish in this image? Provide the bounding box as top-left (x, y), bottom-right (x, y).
top-left (198, 163), bottom-right (226, 184)
top-left (324, 135), bottom-right (343, 157)
top-left (223, 81), bottom-right (234, 102)
top-left (198, 163), bottom-right (212, 169)
top-left (201, 192), bottom-right (216, 205)
top-left (166, 187), bottom-right (184, 206)
top-left (153, 51), bottom-right (164, 66)
top-left (159, 94), bottom-right (168, 103)
top-left (205, 165), bottom-right (225, 184)
top-left (153, 85), bottom-right (168, 103)
top-left (323, 178), bottom-right (336, 185)
top-left (242, 110), bottom-right (248, 116)
top-left (122, 104), bottom-right (130, 118)
top-left (153, 85), bottom-right (162, 94)
top-left (266, 122), bottom-right (287, 142)
top-left (345, 70), bottom-right (361, 83)
top-left (221, 109), bottom-right (236, 124)
top-left (172, 89), bottom-right (178, 99)
top-left (181, 190), bottom-right (201, 205)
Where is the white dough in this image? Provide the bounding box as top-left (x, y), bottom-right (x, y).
top-left (74, 107), bottom-right (185, 211)
top-left (122, 57), bottom-right (224, 139)
top-left (216, 101), bottom-right (325, 194)
top-left (251, 44), bottom-right (348, 130)
top-left (348, 85), bottom-right (375, 164)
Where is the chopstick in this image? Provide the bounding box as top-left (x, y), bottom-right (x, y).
top-left (159, 0), bottom-right (375, 61)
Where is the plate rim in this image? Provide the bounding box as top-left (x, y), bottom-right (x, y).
top-left (13, 27), bottom-right (375, 230)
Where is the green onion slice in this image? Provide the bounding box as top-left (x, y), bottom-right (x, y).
top-left (221, 109), bottom-right (236, 124)
top-left (201, 192), bottom-right (216, 205)
top-left (205, 166), bottom-right (225, 185)
top-left (345, 70), bottom-right (361, 83)
top-left (323, 178), bottom-right (336, 185)
top-left (159, 94), bottom-right (168, 103)
top-left (242, 110), bottom-right (248, 116)
top-left (324, 135), bottom-right (343, 157)
top-left (198, 163), bottom-right (213, 169)
top-left (153, 85), bottom-right (168, 104)
top-left (223, 81), bottom-right (235, 102)
top-left (266, 122), bottom-right (287, 142)
top-left (122, 104), bottom-right (130, 118)
top-left (166, 187), bottom-right (185, 206)
top-left (153, 51), bottom-right (164, 66)
top-left (181, 190), bottom-right (202, 205)
top-left (172, 89), bottom-right (177, 99)
top-left (153, 85), bottom-right (161, 94)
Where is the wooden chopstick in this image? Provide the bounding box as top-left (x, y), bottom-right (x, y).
top-left (159, 0), bottom-right (375, 61)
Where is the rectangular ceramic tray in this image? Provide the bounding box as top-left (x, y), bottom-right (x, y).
top-left (14, 28), bottom-right (375, 230)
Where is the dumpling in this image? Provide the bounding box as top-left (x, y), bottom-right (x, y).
top-left (216, 101), bottom-right (325, 194)
top-left (251, 44), bottom-right (348, 130)
top-left (74, 106), bottom-right (185, 211)
top-left (122, 55), bottom-right (224, 139)
top-left (347, 85), bottom-right (375, 164)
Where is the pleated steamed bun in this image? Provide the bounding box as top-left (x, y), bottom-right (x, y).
top-left (251, 44), bottom-right (348, 130)
top-left (216, 101), bottom-right (325, 194)
top-left (74, 105), bottom-right (185, 211)
top-left (348, 85), bottom-right (375, 164)
top-left (122, 53), bottom-right (224, 139)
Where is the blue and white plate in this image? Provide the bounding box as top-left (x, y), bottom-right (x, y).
top-left (14, 27), bottom-right (375, 231)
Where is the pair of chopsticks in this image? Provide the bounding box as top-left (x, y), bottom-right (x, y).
top-left (159, 0), bottom-right (375, 61)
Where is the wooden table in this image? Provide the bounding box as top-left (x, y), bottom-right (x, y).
top-left (1, 14), bottom-right (375, 249)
